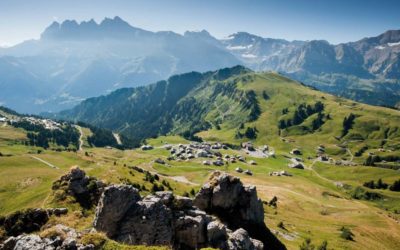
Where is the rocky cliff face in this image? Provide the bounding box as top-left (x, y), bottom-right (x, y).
top-left (93, 171), bottom-right (285, 249)
top-left (0, 169), bottom-right (284, 250)
top-left (193, 172), bottom-right (285, 249)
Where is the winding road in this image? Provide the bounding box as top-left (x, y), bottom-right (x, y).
top-left (75, 125), bottom-right (84, 151)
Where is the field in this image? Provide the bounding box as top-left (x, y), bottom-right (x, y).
top-left (1, 121), bottom-right (400, 249)
top-left (1, 72), bottom-right (400, 249)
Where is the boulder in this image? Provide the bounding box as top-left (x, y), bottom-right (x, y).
top-left (207, 220), bottom-right (228, 247)
top-left (48, 208), bottom-right (68, 216)
top-left (154, 191), bottom-right (174, 206)
top-left (3, 225), bottom-right (93, 250)
top-left (13, 235), bottom-right (54, 250)
top-left (174, 196), bottom-right (193, 210)
top-left (194, 172), bottom-right (264, 223)
top-left (227, 228), bottom-right (263, 250)
top-left (194, 171), bottom-right (285, 249)
top-left (115, 196), bottom-right (173, 245)
top-left (93, 185), bottom-right (141, 238)
top-left (174, 215), bottom-right (208, 249)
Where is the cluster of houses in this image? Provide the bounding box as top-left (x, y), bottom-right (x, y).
top-left (144, 142), bottom-right (258, 175)
top-left (242, 142), bottom-right (275, 158)
top-left (8, 116), bottom-right (62, 130)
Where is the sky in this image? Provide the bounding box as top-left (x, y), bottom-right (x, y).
top-left (0, 0), bottom-right (399, 47)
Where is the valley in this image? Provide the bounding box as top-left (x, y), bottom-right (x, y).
top-left (1, 67), bottom-right (400, 249)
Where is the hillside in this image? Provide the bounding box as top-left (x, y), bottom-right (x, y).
top-left (57, 66), bottom-right (400, 168)
top-left (1, 93), bottom-right (400, 249)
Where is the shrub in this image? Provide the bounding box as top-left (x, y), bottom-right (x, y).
top-left (350, 186), bottom-right (383, 201)
top-left (317, 240), bottom-right (328, 250)
top-left (390, 179), bottom-right (400, 192)
top-left (299, 238), bottom-right (315, 250)
top-left (244, 127), bottom-right (257, 139)
top-left (39, 226), bottom-right (67, 241)
top-left (341, 113), bottom-right (356, 137)
top-left (340, 226), bottom-right (354, 241)
top-left (80, 232), bottom-right (107, 249)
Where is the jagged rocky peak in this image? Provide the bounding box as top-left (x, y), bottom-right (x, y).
top-left (40, 16), bottom-right (146, 40)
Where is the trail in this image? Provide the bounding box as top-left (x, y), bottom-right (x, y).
top-left (347, 148), bottom-right (354, 162)
top-left (308, 158), bottom-right (335, 184)
top-left (75, 125), bottom-right (84, 151)
top-left (257, 185), bottom-right (322, 204)
top-left (113, 132), bottom-right (122, 145)
top-left (30, 156), bottom-right (59, 169)
top-left (145, 163), bottom-right (198, 186)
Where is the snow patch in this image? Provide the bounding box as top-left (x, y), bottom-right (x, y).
top-left (241, 53), bottom-right (258, 58)
top-left (375, 45), bottom-right (386, 50)
top-left (227, 44), bottom-right (253, 50)
top-left (227, 45), bottom-right (247, 50)
top-left (388, 41), bottom-right (400, 47)
top-left (222, 35), bottom-right (234, 40)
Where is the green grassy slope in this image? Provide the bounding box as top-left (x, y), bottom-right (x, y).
top-left (1, 68), bottom-right (400, 249)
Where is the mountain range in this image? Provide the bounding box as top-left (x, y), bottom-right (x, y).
top-left (0, 16), bottom-right (399, 113)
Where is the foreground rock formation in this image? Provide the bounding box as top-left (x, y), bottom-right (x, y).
top-left (94, 171), bottom-right (286, 249)
top-left (193, 172), bottom-right (285, 249)
top-left (0, 169), bottom-right (285, 249)
top-left (52, 167), bottom-right (105, 208)
top-left (1, 224), bottom-right (93, 250)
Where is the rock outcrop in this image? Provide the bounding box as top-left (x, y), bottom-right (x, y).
top-left (193, 171), bottom-right (286, 249)
top-left (0, 225), bottom-right (93, 250)
top-left (1, 208), bottom-right (68, 237)
top-left (52, 167), bottom-right (105, 208)
top-left (94, 171), bottom-right (286, 249)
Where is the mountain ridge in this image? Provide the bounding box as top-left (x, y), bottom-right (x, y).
top-left (0, 17), bottom-right (399, 113)
top-left (55, 65), bottom-right (400, 168)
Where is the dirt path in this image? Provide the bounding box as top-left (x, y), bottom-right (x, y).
top-left (308, 159), bottom-right (334, 184)
top-left (30, 156), bottom-right (59, 169)
top-left (75, 125), bottom-right (84, 151)
top-left (346, 148), bottom-right (354, 162)
top-left (167, 176), bottom-right (198, 185)
top-left (144, 163), bottom-right (198, 186)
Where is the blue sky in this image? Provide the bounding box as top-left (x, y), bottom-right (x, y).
top-left (0, 0), bottom-right (399, 46)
